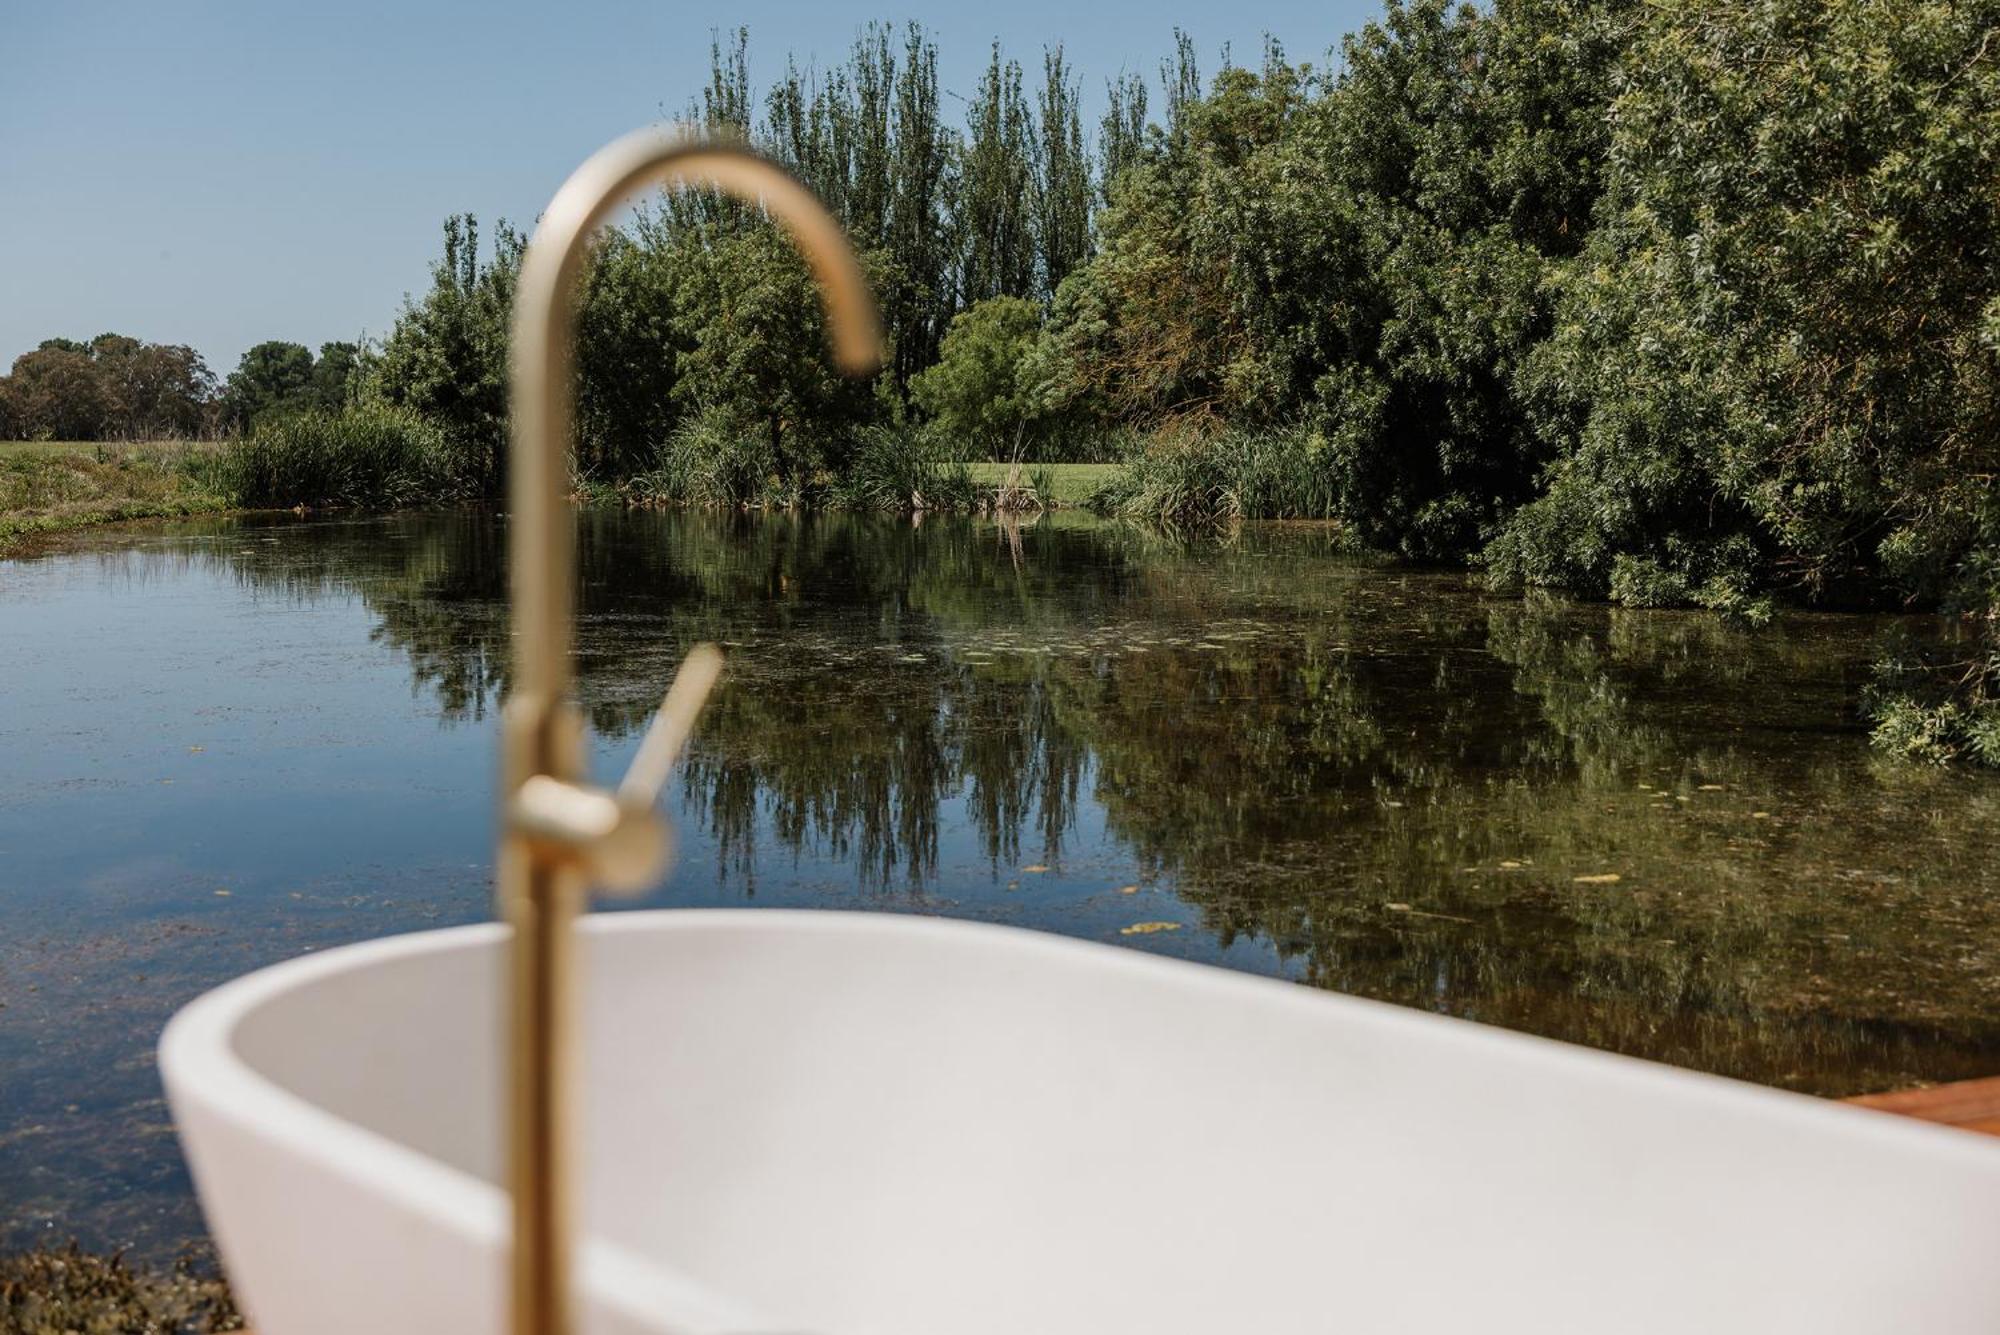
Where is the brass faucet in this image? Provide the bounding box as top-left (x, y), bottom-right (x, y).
top-left (501, 125), bottom-right (880, 1335)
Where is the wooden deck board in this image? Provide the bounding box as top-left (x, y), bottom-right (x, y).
top-left (1844, 1075), bottom-right (2000, 1138)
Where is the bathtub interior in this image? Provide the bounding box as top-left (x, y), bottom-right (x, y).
top-left (231, 937), bottom-right (505, 1188)
top-left (218, 911), bottom-right (2000, 1335)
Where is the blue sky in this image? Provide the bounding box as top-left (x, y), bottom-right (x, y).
top-left (2, 0), bottom-right (1385, 375)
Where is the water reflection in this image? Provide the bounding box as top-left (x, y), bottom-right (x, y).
top-left (4, 510), bottom-right (1999, 1257)
top-left (76, 511), bottom-right (2000, 1087)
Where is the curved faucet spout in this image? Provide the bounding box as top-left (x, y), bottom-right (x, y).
top-left (500, 125), bottom-right (880, 1335)
top-left (510, 124), bottom-right (881, 704)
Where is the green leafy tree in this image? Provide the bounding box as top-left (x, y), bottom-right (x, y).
top-left (1043, 40), bottom-right (1302, 426)
top-left (668, 222), bottom-right (855, 490)
top-left (4, 343), bottom-right (110, 439)
top-left (1492, 0), bottom-right (2000, 618)
top-left (911, 296), bottom-right (1045, 454)
top-left (1098, 71), bottom-right (1148, 205)
top-left (372, 214), bottom-right (520, 492)
top-left (221, 341), bottom-right (316, 430)
top-left (1031, 47), bottom-right (1092, 299)
top-left (75, 333), bottom-right (215, 438)
top-left (310, 341), bottom-right (363, 412)
top-left (959, 43), bottom-right (1037, 305)
top-left (573, 228), bottom-right (685, 480)
top-left (0, 334), bottom-right (217, 439)
top-left (764, 23), bottom-right (958, 395)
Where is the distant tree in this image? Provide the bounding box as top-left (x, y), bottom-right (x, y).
top-left (1160, 28), bottom-right (1203, 144)
top-left (1098, 71), bottom-right (1149, 205)
top-left (764, 22), bottom-right (957, 396)
top-left (959, 43), bottom-right (1037, 306)
top-left (310, 341), bottom-right (363, 412)
top-left (86, 334), bottom-right (144, 436)
top-left (4, 344), bottom-right (110, 439)
top-left (1031, 46), bottom-right (1092, 299)
top-left (87, 333), bottom-right (143, 363)
top-left (86, 333), bottom-right (214, 437)
top-left (128, 344), bottom-right (214, 437)
top-left (1041, 53), bottom-right (1304, 427)
top-left (221, 341), bottom-right (316, 430)
top-left (883, 24), bottom-right (956, 390)
top-left (0, 334), bottom-right (217, 439)
top-left (911, 296), bottom-right (1045, 455)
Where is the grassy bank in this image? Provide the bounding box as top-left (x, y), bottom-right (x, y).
top-left (0, 440), bottom-right (195, 458)
top-left (0, 406), bottom-right (465, 556)
top-left (0, 420), bottom-right (1124, 560)
top-left (0, 442), bottom-right (230, 555)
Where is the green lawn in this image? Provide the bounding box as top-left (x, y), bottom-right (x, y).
top-left (964, 461), bottom-right (1116, 508)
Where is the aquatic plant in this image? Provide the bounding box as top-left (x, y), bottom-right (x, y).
top-left (626, 408), bottom-right (790, 508)
top-left (0, 1243), bottom-right (241, 1334)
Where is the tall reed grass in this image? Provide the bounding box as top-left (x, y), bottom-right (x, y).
top-left (836, 428), bottom-right (975, 512)
top-left (212, 405), bottom-right (459, 509)
top-left (1088, 425), bottom-right (1338, 525)
top-left (627, 409), bottom-right (789, 508)
top-left (629, 414), bottom-right (981, 513)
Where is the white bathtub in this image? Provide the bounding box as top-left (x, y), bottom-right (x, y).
top-left (161, 909), bottom-right (2000, 1334)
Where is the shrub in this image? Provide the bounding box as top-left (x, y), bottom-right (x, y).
top-left (1494, 0), bottom-right (2000, 616)
top-left (213, 404), bottom-right (457, 510)
top-left (627, 408), bottom-right (788, 508)
top-left (1864, 626), bottom-right (2000, 768)
top-left (1090, 425), bottom-right (1336, 526)
top-left (910, 296), bottom-right (1049, 457)
top-left (837, 427), bottom-right (975, 512)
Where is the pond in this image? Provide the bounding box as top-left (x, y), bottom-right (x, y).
top-left (3, 508), bottom-right (1998, 1260)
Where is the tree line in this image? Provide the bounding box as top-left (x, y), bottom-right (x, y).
top-left (361, 22), bottom-right (1135, 491)
top-left (0, 334), bottom-right (365, 441)
top-left (363, 0), bottom-right (2000, 764)
top-left (360, 3), bottom-right (1999, 617)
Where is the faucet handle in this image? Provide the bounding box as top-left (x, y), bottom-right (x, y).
top-left (617, 642), bottom-right (724, 811)
top-left (507, 644), bottom-right (724, 895)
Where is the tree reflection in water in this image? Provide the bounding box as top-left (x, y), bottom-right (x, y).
top-left (161, 509), bottom-right (2000, 1094)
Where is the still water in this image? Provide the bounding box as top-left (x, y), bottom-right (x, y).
top-left (3, 509), bottom-right (1998, 1258)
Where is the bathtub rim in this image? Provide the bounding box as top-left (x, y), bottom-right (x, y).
top-left (158, 915), bottom-right (765, 1333)
top-left (159, 906), bottom-right (2000, 1329)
